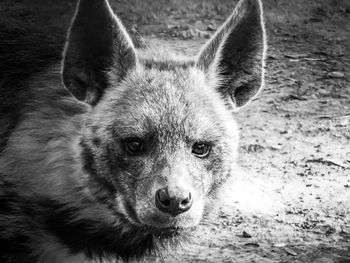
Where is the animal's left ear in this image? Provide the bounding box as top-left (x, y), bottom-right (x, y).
top-left (196, 0), bottom-right (266, 109)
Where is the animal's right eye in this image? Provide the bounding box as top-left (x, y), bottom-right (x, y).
top-left (124, 138), bottom-right (146, 155)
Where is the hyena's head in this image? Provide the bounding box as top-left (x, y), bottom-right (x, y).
top-left (62, 0), bottom-right (265, 251)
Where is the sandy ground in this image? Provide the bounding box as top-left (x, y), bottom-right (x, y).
top-left (0, 0), bottom-right (349, 262)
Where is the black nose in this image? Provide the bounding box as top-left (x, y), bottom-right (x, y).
top-left (155, 187), bottom-right (193, 217)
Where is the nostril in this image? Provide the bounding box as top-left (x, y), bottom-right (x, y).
top-left (180, 192), bottom-right (191, 205)
top-left (162, 199), bottom-right (171, 206)
top-left (157, 190), bottom-right (171, 206)
top-left (179, 192), bottom-right (192, 210)
top-left (155, 188), bottom-right (171, 213)
top-left (180, 199), bottom-right (188, 206)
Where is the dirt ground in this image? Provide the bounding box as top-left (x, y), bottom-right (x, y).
top-left (0, 0), bottom-right (349, 262)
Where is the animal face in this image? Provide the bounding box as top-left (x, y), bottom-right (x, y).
top-left (83, 66), bottom-right (240, 229)
top-left (62, 0), bottom-right (266, 235)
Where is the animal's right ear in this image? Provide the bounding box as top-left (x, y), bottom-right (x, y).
top-left (62, 0), bottom-right (137, 105)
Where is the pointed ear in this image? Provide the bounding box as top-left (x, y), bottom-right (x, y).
top-left (62, 0), bottom-right (137, 105)
top-left (196, 0), bottom-right (266, 109)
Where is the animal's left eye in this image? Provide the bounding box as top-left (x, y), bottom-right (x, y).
top-left (192, 143), bottom-right (211, 158)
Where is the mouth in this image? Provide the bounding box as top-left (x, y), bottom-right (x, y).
top-left (121, 199), bottom-right (200, 230)
top-left (114, 211), bottom-right (195, 246)
top-left (122, 212), bottom-right (197, 236)
top-left (119, 209), bottom-right (197, 241)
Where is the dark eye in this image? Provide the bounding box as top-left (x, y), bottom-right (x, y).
top-left (192, 142), bottom-right (211, 158)
top-left (124, 139), bottom-right (146, 155)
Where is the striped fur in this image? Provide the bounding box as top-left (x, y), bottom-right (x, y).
top-left (0, 0), bottom-right (266, 262)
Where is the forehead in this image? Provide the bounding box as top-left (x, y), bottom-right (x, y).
top-left (101, 54), bottom-right (232, 142)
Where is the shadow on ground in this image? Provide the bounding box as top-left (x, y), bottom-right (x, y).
top-left (0, 0), bottom-right (349, 262)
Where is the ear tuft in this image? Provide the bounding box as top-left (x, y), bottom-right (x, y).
top-left (62, 0), bottom-right (137, 105)
top-left (196, 0), bottom-right (266, 109)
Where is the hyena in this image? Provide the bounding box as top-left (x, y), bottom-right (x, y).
top-left (0, 0), bottom-right (266, 262)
